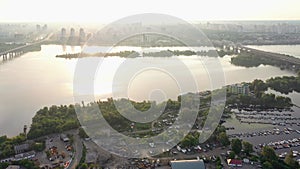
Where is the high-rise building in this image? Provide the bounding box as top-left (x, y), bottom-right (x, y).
top-left (79, 28), bottom-right (86, 41)
top-left (42, 24), bottom-right (47, 31)
top-left (36, 24), bottom-right (41, 32)
top-left (60, 28), bottom-right (67, 40)
top-left (70, 28), bottom-right (75, 38)
top-left (23, 125), bottom-right (27, 137)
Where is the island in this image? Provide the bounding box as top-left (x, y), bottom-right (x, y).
top-left (55, 49), bottom-right (234, 59)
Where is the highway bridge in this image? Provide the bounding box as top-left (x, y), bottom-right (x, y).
top-left (242, 46), bottom-right (300, 66)
top-left (0, 33), bottom-right (53, 61)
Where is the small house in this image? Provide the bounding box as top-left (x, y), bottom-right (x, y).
top-left (227, 159), bottom-right (242, 167)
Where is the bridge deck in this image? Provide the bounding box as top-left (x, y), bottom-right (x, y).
top-left (0, 33), bottom-right (53, 56)
top-left (243, 46), bottom-right (300, 65)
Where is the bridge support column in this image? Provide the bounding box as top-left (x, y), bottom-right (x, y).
top-left (3, 54), bottom-right (7, 60)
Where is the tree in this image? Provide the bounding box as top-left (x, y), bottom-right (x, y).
top-left (231, 138), bottom-right (242, 155)
top-left (79, 163), bottom-right (88, 169)
top-left (243, 141), bottom-right (253, 155)
top-left (79, 128), bottom-right (88, 138)
top-left (1, 144), bottom-right (14, 158)
top-left (0, 162), bottom-right (9, 169)
top-left (261, 146), bottom-right (277, 162)
top-left (181, 134), bottom-right (198, 147)
top-left (0, 135), bottom-right (7, 144)
top-left (284, 150), bottom-right (299, 169)
top-left (217, 132), bottom-right (230, 146)
top-left (251, 79), bottom-right (267, 97)
top-left (32, 142), bottom-right (45, 152)
top-left (228, 151), bottom-right (236, 159)
top-left (262, 161), bottom-right (273, 169)
top-left (15, 159), bottom-right (39, 169)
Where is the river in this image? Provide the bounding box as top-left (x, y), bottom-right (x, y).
top-left (0, 45), bottom-right (295, 136)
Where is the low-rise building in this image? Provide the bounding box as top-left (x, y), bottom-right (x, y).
top-left (14, 151), bottom-right (35, 161)
top-left (14, 143), bottom-right (29, 154)
top-left (170, 159), bottom-right (206, 169)
top-left (6, 165), bottom-right (20, 169)
top-left (227, 159), bottom-right (242, 167)
top-left (0, 157), bottom-right (13, 163)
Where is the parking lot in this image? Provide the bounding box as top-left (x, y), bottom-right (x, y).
top-left (35, 134), bottom-right (73, 168)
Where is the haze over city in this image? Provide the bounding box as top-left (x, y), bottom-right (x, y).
top-left (2, 0), bottom-right (300, 169)
top-left (0, 0), bottom-right (300, 22)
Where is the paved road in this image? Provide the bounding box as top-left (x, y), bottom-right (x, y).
top-left (0, 33), bottom-right (53, 55)
top-left (68, 130), bottom-right (83, 169)
top-left (243, 46), bottom-right (300, 65)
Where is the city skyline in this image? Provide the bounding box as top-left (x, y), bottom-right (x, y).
top-left (0, 0), bottom-right (300, 23)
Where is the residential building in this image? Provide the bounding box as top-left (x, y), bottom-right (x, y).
top-left (60, 28), bottom-right (66, 40)
top-left (14, 143), bottom-right (29, 154)
top-left (227, 159), bottom-right (242, 167)
top-left (70, 28), bottom-right (75, 38)
top-left (228, 83), bottom-right (250, 95)
top-left (14, 151), bottom-right (35, 161)
top-left (79, 28), bottom-right (86, 41)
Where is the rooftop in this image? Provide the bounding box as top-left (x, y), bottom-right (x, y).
top-left (170, 159), bottom-right (205, 169)
top-left (227, 159), bottom-right (242, 165)
top-left (6, 165), bottom-right (20, 169)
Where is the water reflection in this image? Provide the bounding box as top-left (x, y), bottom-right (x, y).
top-left (0, 45), bottom-right (295, 136)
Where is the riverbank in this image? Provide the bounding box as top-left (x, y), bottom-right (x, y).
top-left (1, 76), bottom-right (299, 168)
top-left (5, 74), bottom-right (298, 141)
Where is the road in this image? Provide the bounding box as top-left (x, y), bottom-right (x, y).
top-left (0, 33), bottom-right (53, 56)
top-left (243, 46), bottom-right (300, 66)
top-left (68, 130), bottom-right (83, 169)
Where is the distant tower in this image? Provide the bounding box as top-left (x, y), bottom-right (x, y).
top-left (86, 33), bottom-right (92, 40)
top-left (60, 28), bottom-right (66, 40)
top-left (70, 28), bottom-right (75, 38)
top-left (142, 34), bottom-right (148, 46)
top-left (42, 24), bottom-right (47, 31)
top-left (79, 28), bottom-right (86, 41)
top-left (36, 24), bottom-right (41, 32)
top-left (23, 125), bottom-right (27, 137)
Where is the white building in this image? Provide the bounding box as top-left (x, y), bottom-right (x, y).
top-left (228, 83), bottom-right (250, 95)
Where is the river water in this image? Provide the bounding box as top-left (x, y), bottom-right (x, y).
top-left (0, 45), bottom-right (295, 136)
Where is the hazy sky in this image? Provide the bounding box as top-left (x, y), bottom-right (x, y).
top-left (0, 0), bottom-right (300, 22)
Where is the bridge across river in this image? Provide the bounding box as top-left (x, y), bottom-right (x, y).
top-left (0, 48), bottom-right (25, 61)
top-left (0, 33), bottom-right (53, 61)
top-left (242, 46), bottom-right (300, 66)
